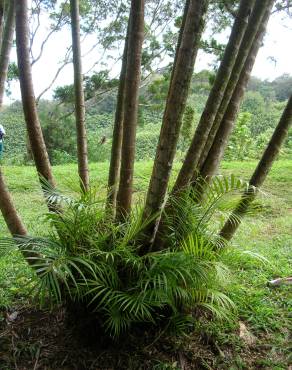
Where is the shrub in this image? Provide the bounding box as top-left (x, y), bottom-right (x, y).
top-left (0, 176), bottom-right (248, 338)
top-left (88, 133), bottom-right (112, 162)
top-left (51, 150), bottom-right (75, 165)
top-left (135, 129), bottom-right (159, 160)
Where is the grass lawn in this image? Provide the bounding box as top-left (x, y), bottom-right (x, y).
top-left (0, 159), bottom-right (291, 369)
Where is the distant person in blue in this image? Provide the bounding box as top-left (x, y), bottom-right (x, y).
top-left (0, 124), bottom-right (6, 159)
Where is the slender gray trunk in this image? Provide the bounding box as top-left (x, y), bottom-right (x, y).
top-left (0, 0), bottom-right (27, 237)
top-left (15, 0), bottom-right (56, 210)
top-left (144, 0), bottom-right (209, 221)
top-left (220, 95), bottom-right (292, 241)
top-left (196, 0), bottom-right (275, 173)
top-left (173, 0), bottom-right (273, 193)
top-left (0, 0), bottom-right (15, 106)
top-left (0, 0), bottom-right (4, 58)
top-left (0, 169), bottom-right (27, 236)
top-left (107, 19), bottom-right (130, 213)
top-left (198, 5), bottom-right (273, 183)
top-left (116, 0), bottom-right (145, 218)
top-left (168, 0), bottom-right (190, 85)
top-left (70, 0), bottom-right (89, 192)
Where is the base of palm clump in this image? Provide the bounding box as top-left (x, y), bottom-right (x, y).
top-left (1, 304), bottom-right (288, 370)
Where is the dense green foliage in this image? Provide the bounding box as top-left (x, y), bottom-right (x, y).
top-left (1, 72), bottom-right (291, 165)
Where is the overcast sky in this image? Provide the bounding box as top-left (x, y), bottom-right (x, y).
top-left (5, 7), bottom-right (292, 104)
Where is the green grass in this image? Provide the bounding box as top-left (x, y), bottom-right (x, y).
top-left (0, 159), bottom-right (291, 368)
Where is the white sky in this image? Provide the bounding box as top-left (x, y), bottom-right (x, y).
top-left (5, 7), bottom-right (292, 104)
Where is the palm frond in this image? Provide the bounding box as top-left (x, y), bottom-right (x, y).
top-left (193, 289), bottom-right (235, 321)
top-left (0, 237), bottom-right (18, 257)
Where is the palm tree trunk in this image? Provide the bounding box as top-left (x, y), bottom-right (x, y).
top-left (109, 1), bottom-right (190, 216)
top-left (198, 5), bottom-right (273, 183)
top-left (143, 0), bottom-right (209, 221)
top-left (0, 0), bottom-right (4, 53)
top-left (220, 95), bottom-right (292, 241)
top-left (169, 0), bottom-right (190, 84)
top-left (196, 0), bottom-right (275, 174)
top-left (0, 169), bottom-right (27, 236)
top-left (107, 19), bottom-right (130, 213)
top-left (116, 0), bottom-right (144, 218)
top-left (15, 0), bottom-right (56, 195)
top-left (173, 0), bottom-right (273, 193)
top-left (0, 168), bottom-right (39, 263)
top-left (0, 0), bottom-right (15, 106)
top-left (70, 0), bottom-right (89, 192)
top-left (0, 167), bottom-right (38, 263)
top-left (0, 0), bottom-right (27, 237)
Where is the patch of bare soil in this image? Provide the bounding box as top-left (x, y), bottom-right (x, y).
top-left (0, 307), bottom-right (289, 369)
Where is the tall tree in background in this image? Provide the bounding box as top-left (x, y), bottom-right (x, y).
top-left (15, 0), bottom-right (56, 197)
top-left (116, 0), bottom-right (145, 218)
top-left (143, 0), bottom-right (209, 226)
top-left (173, 0), bottom-right (273, 193)
top-left (0, 0), bottom-right (27, 237)
top-left (70, 0), bottom-right (89, 192)
top-left (220, 95), bottom-right (292, 240)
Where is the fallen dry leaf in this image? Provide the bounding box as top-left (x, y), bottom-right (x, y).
top-left (239, 321), bottom-right (256, 346)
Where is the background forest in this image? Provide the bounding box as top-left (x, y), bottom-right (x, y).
top-left (2, 72), bottom-right (292, 165)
